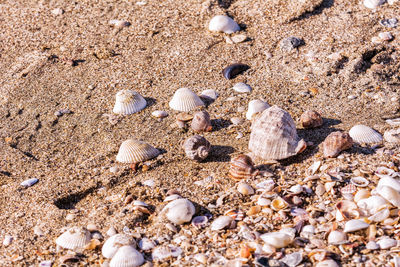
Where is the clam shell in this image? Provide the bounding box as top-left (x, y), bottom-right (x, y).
top-left (260, 232), bottom-right (293, 248)
top-left (116, 139), bottom-right (159, 164)
top-left (249, 105), bottom-right (306, 160)
top-left (271, 198), bottom-right (289, 211)
top-left (169, 88), bottom-right (204, 112)
top-left (20, 178), bottom-right (39, 187)
top-left (363, 0), bottom-right (386, 8)
top-left (368, 208), bottom-right (390, 222)
top-left (208, 15), bottom-right (240, 34)
top-left (211, 216), bottom-right (233, 231)
top-left (237, 182), bottom-right (254, 195)
top-left (377, 238), bottom-right (397, 249)
top-left (102, 234), bottom-right (136, 259)
top-left (161, 198), bottom-right (195, 225)
top-left (349, 125), bottom-right (382, 144)
top-left (228, 154), bottom-right (258, 180)
top-left (113, 90), bottom-right (147, 115)
top-left (246, 100), bottom-right (270, 120)
top-left (384, 128), bottom-right (400, 143)
top-left (233, 82), bottom-right (252, 93)
top-left (328, 231), bottom-right (347, 245)
top-left (376, 185), bottom-right (400, 207)
top-left (300, 110), bottom-right (323, 128)
top-left (182, 135), bottom-right (211, 162)
top-left (191, 216), bottom-right (209, 228)
top-left (109, 245), bottom-right (144, 267)
top-left (55, 227), bottom-right (91, 250)
top-left (343, 219), bottom-right (369, 233)
top-left (191, 111), bottom-right (212, 132)
top-left (322, 131), bottom-right (353, 158)
top-left (377, 175), bottom-right (400, 192)
top-left (350, 176), bottom-right (369, 187)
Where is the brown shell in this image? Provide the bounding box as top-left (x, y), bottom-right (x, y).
top-left (191, 111), bottom-right (212, 132)
top-left (248, 105), bottom-right (306, 160)
top-left (229, 154), bottom-right (258, 181)
top-left (322, 131), bottom-right (353, 158)
top-left (182, 135), bottom-right (211, 162)
top-left (300, 110), bottom-right (323, 128)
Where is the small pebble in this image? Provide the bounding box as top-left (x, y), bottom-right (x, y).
top-left (51, 8), bottom-right (64, 15)
top-left (3, 235), bottom-right (13, 246)
top-left (109, 166), bottom-right (119, 173)
top-left (280, 37), bottom-right (304, 52)
top-left (380, 18), bottom-right (398, 28)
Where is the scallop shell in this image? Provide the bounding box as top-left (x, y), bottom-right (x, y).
top-left (363, 0), bottom-right (385, 9)
top-left (343, 219), bottom-right (369, 233)
top-left (161, 198), bottom-right (195, 225)
top-left (169, 88), bottom-right (204, 112)
top-left (246, 100), bottom-right (270, 120)
top-left (322, 131), bottom-right (353, 158)
top-left (249, 106), bottom-right (306, 160)
top-left (182, 135), bottom-right (211, 162)
top-left (233, 82), bottom-right (252, 93)
top-left (55, 227), bottom-right (91, 250)
top-left (113, 90), bottom-right (147, 115)
top-left (228, 154), bottom-right (258, 180)
top-left (102, 234), bottom-right (136, 259)
top-left (350, 176), bottom-right (369, 187)
top-left (116, 139), bottom-right (159, 164)
top-left (109, 245), bottom-right (144, 267)
top-left (260, 232), bottom-right (293, 248)
top-left (328, 231), bottom-right (347, 245)
top-left (208, 15), bottom-right (240, 34)
top-left (349, 125), bottom-right (382, 144)
top-left (191, 111), bottom-right (212, 132)
top-left (384, 128), bottom-right (400, 143)
top-left (211, 216), bottom-right (234, 231)
top-left (376, 185), bottom-right (400, 207)
top-left (300, 110), bottom-right (323, 128)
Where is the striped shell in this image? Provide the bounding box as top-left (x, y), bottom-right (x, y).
top-left (208, 15), bottom-right (240, 34)
top-left (182, 135), bottom-right (211, 162)
top-left (116, 139), bottom-right (159, 163)
top-left (322, 131), bottom-right (353, 158)
top-left (228, 154), bottom-right (258, 180)
top-left (349, 125), bottom-right (382, 144)
top-left (246, 100), bottom-right (270, 120)
top-left (109, 245), bottom-right (144, 267)
top-left (191, 111), bottom-right (212, 132)
top-left (102, 234), bottom-right (136, 259)
top-left (55, 227), bottom-right (91, 250)
top-left (113, 90), bottom-right (147, 115)
top-left (248, 106), bottom-right (306, 160)
top-left (300, 110), bottom-right (323, 128)
top-left (169, 88), bottom-right (204, 112)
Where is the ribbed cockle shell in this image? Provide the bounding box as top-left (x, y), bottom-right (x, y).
top-left (116, 139), bottom-right (159, 163)
top-left (113, 90), bottom-right (147, 115)
top-left (55, 227), bottom-right (91, 250)
top-left (169, 88), bottom-right (204, 112)
top-left (191, 111), bottom-right (212, 132)
top-left (300, 110), bottom-right (323, 128)
top-left (182, 135), bottom-right (211, 162)
top-left (228, 154), bottom-right (258, 180)
top-left (322, 131), bottom-right (353, 158)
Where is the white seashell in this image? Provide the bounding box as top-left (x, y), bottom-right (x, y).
top-left (208, 15), bottom-right (240, 34)
top-left (316, 260), bottom-right (340, 267)
top-left (289, 184), bottom-right (303, 194)
top-left (200, 89), bottom-right (219, 101)
top-left (106, 227), bottom-right (117, 237)
top-left (384, 128), bottom-right (400, 143)
top-left (354, 189), bottom-right (370, 203)
top-left (260, 232), bottom-right (293, 248)
top-left (377, 175), bottom-right (400, 192)
top-left (343, 219), bottom-right (369, 233)
top-left (163, 194), bottom-right (182, 202)
top-left (109, 245), bottom-right (144, 267)
top-left (211, 216), bottom-right (233, 231)
top-left (152, 245), bottom-right (182, 261)
top-left (138, 238), bottom-right (155, 251)
top-left (385, 118), bottom-right (400, 126)
top-left (20, 178), bottom-right (39, 187)
top-left (328, 231), bottom-right (347, 245)
top-left (379, 32), bottom-right (393, 41)
top-left (348, 125), bottom-right (382, 144)
top-left (233, 82), bottom-right (252, 93)
top-left (376, 185), bottom-right (400, 207)
top-left (169, 88), bottom-right (204, 112)
top-left (109, 19), bottom-right (130, 28)
top-left (161, 199), bottom-right (195, 225)
top-left (113, 90), bottom-right (147, 115)
top-left (2, 235), bottom-right (13, 246)
top-left (301, 225), bottom-right (315, 235)
top-left (257, 197), bottom-right (271, 206)
top-left (102, 234), bottom-right (136, 259)
top-left (55, 227), bottom-right (91, 250)
top-left (237, 182), bottom-right (254, 195)
top-left (357, 195), bottom-right (389, 214)
top-left (377, 238), bottom-right (397, 249)
top-left (350, 176), bottom-right (369, 187)
top-left (193, 254), bottom-right (208, 265)
top-left (151, 110), bottom-right (168, 118)
top-left (246, 100), bottom-right (270, 120)
top-left (308, 161), bottom-right (321, 175)
top-left (133, 200), bottom-right (148, 207)
top-left (363, 0), bottom-right (386, 8)
top-left (256, 179), bottom-right (275, 190)
top-left (281, 252), bottom-right (302, 267)
top-left (368, 208), bottom-right (390, 222)
top-left (366, 240), bottom-right (379, 250)
top-left (116, 139), bottom-right (159, 164)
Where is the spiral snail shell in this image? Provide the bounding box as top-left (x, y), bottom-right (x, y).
top-left (191, 111), bottom-right (212, 132)
top-left (322, 131), bottom-right (353, 158)
top-left (182, 135), bottom-right (211, 162)
top-left (228, 154), bottom-right (259, 181)
top-left (300, 110), bottom-right (323, 128)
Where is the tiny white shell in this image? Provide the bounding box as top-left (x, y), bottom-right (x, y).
top-left (289, 184), bottom-right (303, 194)
top-left (113, 90), bottom-right (147, 115)
top-left (169, 88), bottom-right (204, 112)
top-left (348, 125), bottom-right (382, 144)
top-left (55, 227), bottom-right (91, 250)
top-left (102, 234), bottom-right (136, 259)
top-left (208, 15), bottom-right (240, 34)
top-left (233, 82), bottom-right (252, 93)
top-left (109, 245), bottom-right (144, 267)
top-left (328, 231), bottom-right (347, 245)
top-left (116, 139), bottom-right (159, 164)
top-left (161, 199), bottom-right (195, 225)
top-left (200, 89), bottom-right (219, 101)
top-left (133, 200), bottom-right (148, 207)
top-left (211, 216), bottom-right (233, 231)
top-left (20, 178), bottom-right (39, 187)
top-left (350, 176), bottom-right (369, 187)
top-left (193, 254), bottom-right (208, 264)
top-left (151, 110), bottom-right (168, 118)
top-left (343, 219), bottom-right (369, 233)
top-left (377, 238), bottom-right (397, 249)
top-left (257, 197), bottom-right (271, 206)
top-left (138, 238), bottom-right (155, 251)
top-left (2, 235), bottom-right (13, 247)
top-left (260, 232), bottom-right (293, 248)
top-left (246, 100), bottom-right (270, 120)
top-left (363, 0), bottom-right (386, 8)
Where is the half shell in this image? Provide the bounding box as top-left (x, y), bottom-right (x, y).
top-left (161, 198), bottom-right (195, 225)
top-left (350, 176), bottom-right (369, 187)
top-left (260, 232), bottom-right (293, 248)
top-left (102, 234), bottom-right (136, 259)
top-left (169, 88), bottom-right (204, 112)
top-left (349, 125), bottom-right (382, 144)
top-left (116, 139), bottom-right (159, 164)
top-left (343, 219), bottom-right (369, 233)
top-left (109, 245), bottom-right (144, 267)
top-left (55, 227), bottom-right (91, 250)
top-left (246, 100), bottom-right (270, 120)
top-left (113, 90), bottom-right (147, 115)
top-left (208, 15), bottom-right (240, 34)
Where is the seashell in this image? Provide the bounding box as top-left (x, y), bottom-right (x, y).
top-left (164, 194), bottom-right (182, 202)
top-left (377, 175), bottom-right (400, 192)
top-left (384, 128), bottom-right (400, 143)
top-left (138, 238), bottom-right (155, 251)
top-left (249, 106), bottom-right (307, 160)
top-left (193, 254), bottom-right (208, 265)
top-left (20, 178), bottom-right (39, 187)
top-left (113, 90), bottom-right (147, 115)
top-left (336, 200), bottom-right (359, 220)
top-left (377, 238), bottom-right (397, 249)
top-left (233, 82), bottom-right (252, 93)
top-left (281, 252), bottom-right (303, 267)
top-left (152, 245), bottom-right (182, 261)
top-left (200, 89), bottom-right (219, 101)
top-left (222, 63), bottom-right (250, 79)
top-left (3, 235), bottom-right (13, 247)
top-left (257, 197), bottom-right (271, 206)
top-left (316, 260), bottom-right (339, 267)
top-left (237, 182), bottom-right (254, 195)
top-left (366, 241), bottom-right (379, 250)
top-left (386, 118), bottom-right (400, 126)
top-left (280, 37), bottom-right (304, 52)
top-left (116, 139), bottom-right (159, 164)
top-left (191, 111), bottom-right (212, 132)
top-left (260, 232), bottom-right (293, 248)
top-left (191, 216), bottom-right (209, 228)
top-left (208, 15), bottom-right (240, 34)
top-left (161, 198), bottom-right (195, 225)
top-left (328, 231), bottom-right (347, 245)
top-left (182, 135), bottom-right (211, 162)
top-left (300, 110), bottom-right (323, 128)
top-left (151, 110), bottom-right (168, 118)
top-left (340, 184), bottom-right (357, 194)
top-left (379, 32), bottom-right (393, 41)
top-left (225, 209), bottom-right (245, 220)
top-left (102, 234), bottom-right (136, 259)
top-left (230, 117), bottom-right (245, 125)
top-left (289, 184), bottom-right (303, 194)
top-left (376, 185), bottom-right (400, 207)
top-left (55, 227), bottom-right (91, 250)
top-left (109, 19), bottom-right (131, 28)
top-left (357, 195), bottom-right (390, 214)
top-left (322, 131), bottom-right (353, 158)
top-left (343, 219), bottom-right (369, 233)
top-left (300, 225), bottom-right (315, 238)
top-left (368, 208), bottom-right (390, 222)
top-left (106, 227), bottom-right (117, 237)
top-left (271, 198), bottom-right (289, 211)
top-left (256, 179), bottom-right (275, 190)
top-left (363, 0), bottom-right (386, 9)
top-left (228, 154), bottom-right (258, 180)
top-left (349, 125), bottom-right (382, 144)
top-left (169, 88), bottom-right (204, 112)
top-left (246, 100), bottom-right (270, 120)
top-left (109, 245), bottom-right (144, 267)
top-left (350, 177), bottom-right (369, 187)
top-left (380, 18), bottom-right (398, 28)
top-left (376, 166), bottom-right (396, 178)
top-left (354, 189), bottom-right (370, 203)
top-left (211, 216), bottom-right (234, 231)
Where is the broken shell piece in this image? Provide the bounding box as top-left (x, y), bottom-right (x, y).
top-left (152, 245), bottom-right (182, 261)
top-left (138, 238), bottom-right (155, 251)
top-left (377, 175), bottom-right (400, 192)
top-left (343, 219), bottom-right (369, 233)
top-left (349, 125), bottom-right (382, 144)
top-left (379, 32), bottom-right (393, 41)
top-left (300, 110), bottom-right (323, 128)
top-left (191, 111), bottom-right (212, 132)
top-left (109, 245), bottom-right (144, 267)
top-left (336, 200), bottom-right (359, 221)
top-left (208, 15), bottom-right (240, 34)
top-left (384, 128), bottom-right (400, 143)
top-left (260, 232), bottom-right (293, 248)
top-left (376, 185), bottom-right (400, 207)
top-left (102, 234), bottom-right (136, 259)
top-left (116, 139), bottom-right (159, 164)
top-left (113, 90), bottom-right (147, 115)
top-left (169, 88), bottom-right (204, 112)
top-left (271, 198), bottom-right (289, 211)
top-left (161, 199), bottom-right (195, 225)
top-left (328, 231), bottom-right (347, 245)
top-left (377, 238), bottom-right (397, 249)
top-left (281, 252), bottom-right (303, 267)
top-left (182, 135), bottom-right (211, 162)
top-left (228, 154), bottom-right (258, 180)
top-left (357, 195), bottom-right (390, 214)
top-left (322, 131), bottom-right (353, 158)
top-left (350, 176), bottom-right (369, 187)
top-left (55, 227), bottom-right (91, 250)
top-left (368, 208), bottom-right (390, 222)
top-left (246, 100), bottom-right (270, 120)
top-left (211, 216), bottom-right (234, 231)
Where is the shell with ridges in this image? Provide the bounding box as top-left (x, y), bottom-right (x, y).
top-left (300, 110), bottom-right (323, 128)
top-left (349, 125), bottom-right (382, 144)
top-left (113, 90), bottom-right (147, 115)
top-left (246, 100), bottom-right (270, 120)
top-left (191, 111), bottom-right (212, 132)
top-left (322, 131), bottom-right (353, 158)
top-left (102, 234), bottom-right (136, 259)
top-left (109, 245), bottom-right (144, 267)
top-left (249, 106), bottom-right (306, 160)
top-left (182, 135), bottom-right (211, 162)
top-left (208, 15), bottom-right (240, 34)
top-left (228, 154), bottom-right (258, 180)
top-left (55, 227), bottom-right (91, 250)
top-left (116, 139), bottom-right (159, 163)
top-left (169, 88), bottom-right (204, 112)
